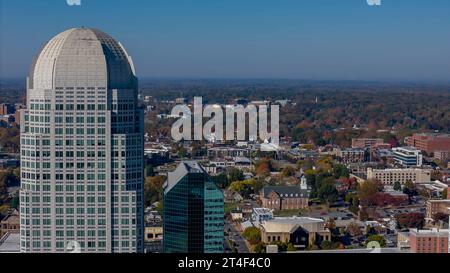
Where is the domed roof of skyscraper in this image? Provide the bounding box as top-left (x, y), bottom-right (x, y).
top-left (29, 28), bottom-right (137, 90)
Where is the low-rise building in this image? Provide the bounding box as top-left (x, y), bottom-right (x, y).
top-left (393, 147), bottom-right (423, 167)
top-left (207, 147), bottom-right (251, 158)
top-left (144, 142), bottom-right (170, 158)
top-left (352, 138), bottom-right (384, 149)
top-left (0, 233), bottom-right (20, 253)
top-left (205, 157), bottom-right (254, 174)
top-left (260, 217), bottom-right (331, 250)
top-left (435, 151), bottom-right (450, 163)
top-left (397, 232), bottom-right (410, 250)
top-left (336, 148), bottom-right (367, 164)
top-left (223, 190), bottom-right (244, 204)
top-left (260, 186), bottom-right (309, 211)
top-left (288, 148), bottom-right (318, 160)
top-left (0, 104), bottom-right (14, 115)
top-left (0, 210), bottom-right (19, 239)
top-left (415, 181), bottom-right (449, 199)
top-left (144, 225), bottom-right (163, 253)
top-left (0, 158), bottom-right (20, 169)
top-left (252, 208), bottom-right (274, 223)
top-left (366, 168), bottom-right (431, 186)
top-left (230, 210), bottom-right (244, 221)
top-left (426, 199), bottom-right (450, 220)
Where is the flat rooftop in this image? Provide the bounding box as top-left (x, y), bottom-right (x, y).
top-left (0, 233), bottom-right (20, 253)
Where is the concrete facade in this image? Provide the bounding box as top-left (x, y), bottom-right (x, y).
top-left (20, 28), bottom-right (144, 253)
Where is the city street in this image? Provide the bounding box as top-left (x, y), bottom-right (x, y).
top-left (225, 221), bottom-right (250, 253)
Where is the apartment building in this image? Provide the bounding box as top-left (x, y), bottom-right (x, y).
top-left (366, 168), bottom-right (431, 185)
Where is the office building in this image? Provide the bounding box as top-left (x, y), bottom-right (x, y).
top-left (336, 148), bottom-right (367, 164)
top-left (366, 168), bottom-right (431, 185)
top-left (163, 162), bottom-right (224, 253)
top-left (406, 133), bottom-right (450, 154)
top-left (352, 138), bottom-right (384, 149)
top-left (392, 147), bottom-right (423, 167)
top-left (434, 151), bottom-right (450, 163)
top-left (20, 28), bottom-right (144, 253)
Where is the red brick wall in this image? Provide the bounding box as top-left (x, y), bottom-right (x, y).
top-left (410, 234), bottom-right (449, 253)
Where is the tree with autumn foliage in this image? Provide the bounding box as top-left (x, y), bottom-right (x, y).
top-left (144, 175), bottom-right (166, 206)
top-left (255, 158), bottom-right (273, 177)
top-left (357, 179), bottom-right (383, 206)
top-left (281, 166), bottom-right (296, 177)
top-left (395, 212), bottom-right (425, 229)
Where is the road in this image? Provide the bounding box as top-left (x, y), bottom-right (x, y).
top-left (225, 221), bottom-right (250, 253)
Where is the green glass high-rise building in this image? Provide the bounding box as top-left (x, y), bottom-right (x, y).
top-left (163, 162), bottom-right (224, 253)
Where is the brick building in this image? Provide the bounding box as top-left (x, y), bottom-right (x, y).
top-left (0, 104), bottom-right (14, 116)
top-left (409, 229), bottom-right (449, 253)
top-left (426, 199), bottom-right (450, 220)
top-left (352, 138), bottom-right (384, 149)
top-left (0, 210), bottom-right (20, 239)
top-left (261, 186), bottom-right (309, 211)
top-left (434, 151), bottom-right (450, 163)
top-left (406, 133), bottom-right (450, 154)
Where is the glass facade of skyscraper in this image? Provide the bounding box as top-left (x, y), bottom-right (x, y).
top-left (163, 162), bottom-right (224, 253)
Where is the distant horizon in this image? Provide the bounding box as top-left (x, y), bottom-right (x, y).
top-left (1, 77), bottom-right (450, 86)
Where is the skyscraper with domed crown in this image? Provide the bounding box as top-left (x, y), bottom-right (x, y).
top-left (20, 28), bottom-right (144, 253)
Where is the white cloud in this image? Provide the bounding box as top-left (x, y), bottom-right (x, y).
top-left (66, 0), bottom-right (81, 6)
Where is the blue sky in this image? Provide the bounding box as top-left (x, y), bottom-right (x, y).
top-left (0, 0), bottom-right (449, 81)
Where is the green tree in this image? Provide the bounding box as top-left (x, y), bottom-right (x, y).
top-left (242, 227), bottom-right (261, 245)
top-left (178, 147), bottom-right (188, 158)
top-left (145, 164), bottom-right (154, 177)
top-left (227, 167), bottom-right (244, 183)
top-left (155, 200), bottom-right (164, 215)
top-left (229, 179), bottom-right (256, 198)
top-left (0, 173), bottom-right (9, 206)
top-left (442, 188), bottom-right (448, 200)
top-left (253, 242), bottom-right (266, 253)
top-left (10, 196), bottom-right (19, 209)
top-left (393, 181), bottom-right (402, 192)
top-left (333, 164), bottom-right (350, 179)
top-left (403, 180), bottom-right (416, 196)
top-left (212, 173), bottom-right (229, 189)
top-left (287, 243), bottom-right (296, 252)
top-left (366, 235), bottom-right (386, 247)
top-left (317, 177), bottom-right (339, 204)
